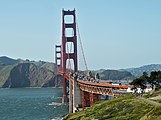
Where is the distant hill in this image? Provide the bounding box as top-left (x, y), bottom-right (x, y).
top-left (122, 64), bottom-right (161, 77)
top-left (0, 56), bottom-right (59, 88)
top-left (93, 64), bottom-right (161, 80)
top-left (0, 56), bottom-right (18, 65)
top-left (99, 70), bottom-right (134, 80)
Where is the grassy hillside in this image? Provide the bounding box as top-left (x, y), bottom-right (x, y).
top-left (64, 94), bottom-right (161, 120)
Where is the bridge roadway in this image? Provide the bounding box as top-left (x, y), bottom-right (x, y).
top-left (61, 72), bottom-right (129, 112)
top-left (77, 80), bottom-right (128, 96)
top-left (63, 72), bottom-right (127, 86)
top-left (60, 71), bottom-right (128, 97)
top-left (58, 71), bottom-right (129, 111)
top-left (59, 72), bottom-right (128, 92)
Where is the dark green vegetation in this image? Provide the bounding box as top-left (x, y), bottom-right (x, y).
top-left (64, 94), bottom-right (161, 120)
top-left (0, 56), bottom-right (60, 88)
top-left (131, 71), bottom-right (161, 89)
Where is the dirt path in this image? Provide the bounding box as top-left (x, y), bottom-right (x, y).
top-left (137, 97), bottom-right (161, 107)
top-left (149, 95), bottom-right (161, 100)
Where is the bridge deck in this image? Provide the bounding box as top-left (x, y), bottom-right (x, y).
top-left (59, 72), bottom-right (129, 90)
top-left (77, 80), bottom-right (128, 89)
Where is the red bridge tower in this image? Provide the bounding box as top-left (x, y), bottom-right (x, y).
top-left (61, 9), bottom-right (78, 103)
top-left (55, 9), bottom-right (82, 113)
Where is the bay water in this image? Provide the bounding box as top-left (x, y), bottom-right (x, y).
top-left (0, 88), bottom-right (68, 120)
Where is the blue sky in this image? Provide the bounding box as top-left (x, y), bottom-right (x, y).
top-left (0, 0), bottom-right (161, 70)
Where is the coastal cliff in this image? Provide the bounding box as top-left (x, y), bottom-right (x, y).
top-left (0, 56), bottom-right (60, 88)
top-left (2, 63), bottom-right (55, 87)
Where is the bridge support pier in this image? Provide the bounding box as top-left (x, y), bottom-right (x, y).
top-left (89, 93), bottom-right (100, 106)
top-left (62, 78), bottom-right (68, 103)
top-left (62, 95), bottom-right (68, 103)
top-left (72, 79), bottom-right (82, 113)
top-left (69, 80), bottom-right (73, 113)
top-left (90, 93), bottom-right (94, 106)
top-left (82, 90), bottom-right (85, 110)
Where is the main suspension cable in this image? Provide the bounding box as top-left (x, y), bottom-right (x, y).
top-left (76, 20), bottom-right (88, 71)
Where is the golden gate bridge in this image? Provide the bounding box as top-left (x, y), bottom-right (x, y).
top-left (55, 9), bottom-right (128, 113)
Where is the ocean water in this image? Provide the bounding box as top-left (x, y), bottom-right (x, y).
top-left (0, 88), bottom-right (68, 120)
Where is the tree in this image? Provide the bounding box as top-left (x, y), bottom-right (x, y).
top-left (130, 77), bottom-right (147, 89)
top-left (95, 73), bottom-right (100, 79)
top-left (131, 71), bottom-right (161, 94)
top-left (149, 71), bottom-right (161, 88)
top-left (130, 72), bottom-right (148, 92)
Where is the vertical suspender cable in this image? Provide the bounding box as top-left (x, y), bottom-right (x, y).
top-left (76, 20), bottom-right (88, 71)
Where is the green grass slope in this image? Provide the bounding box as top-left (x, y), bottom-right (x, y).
top-left (64, 95), bottom-right (161, 120)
